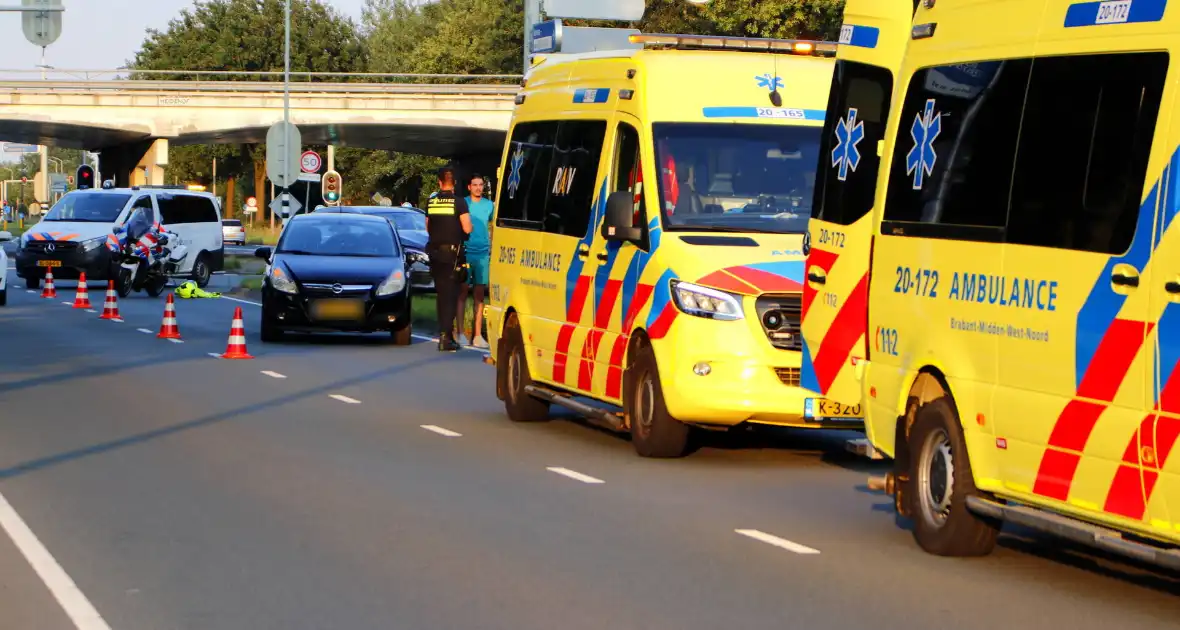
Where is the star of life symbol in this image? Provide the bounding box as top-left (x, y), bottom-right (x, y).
top-left (507, 144), bottom-right (525, 199)
top-left (906, 98), bottom-right (942, 190)
top-left (755, 73), bottom-right (784, 90)
top-left (831, 107), bottom-right (865, 181)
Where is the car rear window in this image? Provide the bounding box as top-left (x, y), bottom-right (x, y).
top-left (223, 220), bottom-right (242, 226)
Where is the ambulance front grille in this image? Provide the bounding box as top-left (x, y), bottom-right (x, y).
top-left (774, 367), bottom-right (801, 387)
top-left (754, 293), bottom-right (803, 352)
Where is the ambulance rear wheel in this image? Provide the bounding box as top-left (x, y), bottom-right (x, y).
top-left (626, 344), bottom-right (690, 458)
top-left (907, 397), bottom-right (1000, 556)
top-left (500, 315), bottom-right (549, 423)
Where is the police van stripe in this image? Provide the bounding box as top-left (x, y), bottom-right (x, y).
top-left (1064, 0), bottom-right (1167, 28)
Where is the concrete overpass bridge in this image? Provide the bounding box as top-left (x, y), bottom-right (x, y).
top-left (0, 69), bottom-right (521, 188)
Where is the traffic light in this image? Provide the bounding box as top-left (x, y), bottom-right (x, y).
top-left (76, 164), bottom-right (95, 190)
top-left (322, 170), bottom-right (342, 205)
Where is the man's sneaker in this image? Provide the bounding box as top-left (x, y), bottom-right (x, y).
top-left (457, 333), bottom-right (470, 346)
top-left (472, 335), bottom-right (489, 349)
top-left (438, 333), bottom-right (460, 352)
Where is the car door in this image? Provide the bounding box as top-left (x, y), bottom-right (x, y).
top-left (801, 0), bottom-right (912, 406)
top-left (545, 118), bottom-right (609, 394)
top-left (1146, 157), bottom-right (1180, 531)
top-left (994, 51), bottom-right (1168, 520)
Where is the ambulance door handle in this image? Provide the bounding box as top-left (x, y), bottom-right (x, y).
top-left (596, 252), bottom-right (609, 264)
top-left (1166, 281), bottom-right (1180, 295)
top-left (576, 245), bottom-right (590, 260)
top-left (1111, 270), bottom-right (1139, 288)
top-left (807, 268), bottom-right (826, 285)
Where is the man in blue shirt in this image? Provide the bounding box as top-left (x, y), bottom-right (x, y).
top-left (455, 173), bottom-right (494, 348)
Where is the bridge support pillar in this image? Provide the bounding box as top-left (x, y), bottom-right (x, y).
top-left (98, 139), bottom-right (169, 188)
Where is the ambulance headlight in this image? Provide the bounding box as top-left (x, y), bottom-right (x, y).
top-left (670, 279), bottom-right (744, 321)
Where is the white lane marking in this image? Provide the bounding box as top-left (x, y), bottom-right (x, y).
top-left (421, 424), bottom-right (462, 437)
top-left (261, 370), bottom-right (287, 379)
top-left (734, 529), bottom-right (820, 555)
top-left (25, 290), bottom-right (34, 294)
top-left (136, 328), bottom-right (152, 334)
top-left (221, 295), bottom-right (261, 307)
top-left (208, 353), bottom-right (222, 359)
top-left (61, 301), bottom-right (72, 306)
top-left (84, 309), bottom-right (96, 313)
top-left (330, 394), bottom-right (361, 404)
top-left (167, 338), bottom-right (184, 344)
top-left (0, 490), bottom-right (113, 630)
top-left (546, 467), bottom-right (604, 484)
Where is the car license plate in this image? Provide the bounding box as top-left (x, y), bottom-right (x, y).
top-left (36, 260), bottom-right (61, 267)
top-left (310, 299), bottom-right (365, 321)
top-left (804, 398), bottom-right (862, 420)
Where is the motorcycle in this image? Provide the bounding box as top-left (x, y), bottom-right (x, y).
top-left (108, 207), bottom-right (189, 298)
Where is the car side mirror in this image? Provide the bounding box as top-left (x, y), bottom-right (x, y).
top-left (0, 231), bottom-right (12, 242)
top-left (254, 246), bottom-right (272, 261)
top-left (600, 191), bottom-right (642, 243)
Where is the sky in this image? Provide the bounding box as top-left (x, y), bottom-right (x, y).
top-left (0, 0), bottom-right (369, 74)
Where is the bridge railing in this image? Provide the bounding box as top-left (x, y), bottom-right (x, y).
top-left (0, 68), bottom-right (524, 85)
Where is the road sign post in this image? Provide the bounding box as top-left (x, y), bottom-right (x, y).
top-left (269, 192), bottom-right (303, 226)
top-left (20, 0), bottom-right (62, 47)
top-left (265, 121), bottom-right (301, 189)
top-left (300, 150), bottom-right (321, 174)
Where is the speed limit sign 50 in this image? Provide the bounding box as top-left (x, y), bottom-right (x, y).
top-left (300, 150), bottom-right (322, 174)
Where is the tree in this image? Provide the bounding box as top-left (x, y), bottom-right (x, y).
top-left (130, 0), bottom-right (369, 220)
top-left (365, 0), bottom-right (522, 78)
top-left (697, 0), bottom-right (845, 41)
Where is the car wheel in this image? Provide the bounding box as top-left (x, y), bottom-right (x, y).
top-left (25, 276), bottom-right (37, 290)
top-left (0, 287), bottom-right (7, 306)
top-left (260, 309), bottom-right (283, 342)
top-left (498, 314), bottom-right (549, 423)
top-left (192, 254), bottom-right (212, 288)
top-left (625, 342), bottom-right (691, 458)
top-left (907, 397), bottom-right (1001, 556)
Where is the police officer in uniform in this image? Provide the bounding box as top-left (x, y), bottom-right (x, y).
top-left (426, 165), bottom-right (473, 352)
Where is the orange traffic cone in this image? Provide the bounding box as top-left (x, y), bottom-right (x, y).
top-left (72, 272), bottom-right (91, 309)
top-left (157, 293), bottom-right (181, 339)
top-left (220, 306), bottom-right (253, 359)
top-left (40, 268), bottom-right (56, 298)
top-left (99, 281), bottom-right (122, 321)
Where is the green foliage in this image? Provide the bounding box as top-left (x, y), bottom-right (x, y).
top-left (364, 0), bottom-right (522, 79)
top-left (697, 0), bottom-right (846, 41)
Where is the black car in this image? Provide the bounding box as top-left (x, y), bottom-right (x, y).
top-left (315, 205), bottom-right (432, 291)
top-left (255, 213), bottom-right (413, 344)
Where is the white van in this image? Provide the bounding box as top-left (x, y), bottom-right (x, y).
top-left (15, 185), bottom-right (224, 294)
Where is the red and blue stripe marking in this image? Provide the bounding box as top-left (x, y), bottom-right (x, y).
top-left (800, 247), bottom-right (868, 395)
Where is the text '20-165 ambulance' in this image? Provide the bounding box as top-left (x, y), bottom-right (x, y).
top-left (485, 32), bottom-right (857, 458)
top-left (808, 0), bottom-right (1180, 571)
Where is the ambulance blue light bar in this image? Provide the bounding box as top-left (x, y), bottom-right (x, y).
top-left (628, 33), bottom-right (837, 56)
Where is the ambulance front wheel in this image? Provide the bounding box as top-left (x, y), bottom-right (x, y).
top-left (499, 314), bottom-right (549, 423)
top-left (626, 344), bottom-right (691, 458)
top-left (907, 397), bottom-right (1000, 556)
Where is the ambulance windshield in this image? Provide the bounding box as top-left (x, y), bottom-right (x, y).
top-left (651, 122), bottom-right (819, 234)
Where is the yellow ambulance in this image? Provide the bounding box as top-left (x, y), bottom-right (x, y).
top-left (811, 0), bottom-right (1180, 570)
top-left (485, 33), bottom-right (857, 458)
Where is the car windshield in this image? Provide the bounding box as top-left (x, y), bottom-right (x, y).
top-left (384, 212), bottom-right (426, 232)
top-left (652, 123), bottom-right (820, 234)
top-left (277, 219), bottom-right (398, 257)
top-left (42, 193), bottom-right (131, 223)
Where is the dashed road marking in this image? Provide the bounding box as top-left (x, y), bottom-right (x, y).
top-left (208, 353), bottom-right (222, 359)
top-left (330, 394), bottom-right (361, 404)
top-left (137, 328), bottom-right (153, 334)
top-left (734, 529), bottom-right (820, 555)
top-left (0, 490), bottom-right (112, 630)
top-left (25, 290), bottom-right (34, 294)
top-left (61, 301), bottom-right (72, 306)
top-left (260, 370), bottom-right (287, 379)
top-left (84, 309), bottom-right (95, 313)
top-left (221, 295), bottom-right (261, 307)
top-left (546, 467), bottom-right (604, 484)
top-left (421, 424), bottom-right (462, 437)
top-left (167, 338), bottom-right (184, 344)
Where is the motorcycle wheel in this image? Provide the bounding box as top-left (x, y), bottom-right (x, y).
top-left (145, 276), bottom-right (168, 297)
top-left (117, 269), bottom-right (133, 298)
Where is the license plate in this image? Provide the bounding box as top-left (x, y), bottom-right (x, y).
top-left (36, 260), bottom-right (61, 267)
top-left (310, 299), bottom-right (365, 321)
top-left (804, 398), bottom-right (862, 420)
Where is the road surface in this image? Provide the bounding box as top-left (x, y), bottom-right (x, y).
top-left (1, 270), bottom-right (1178, 630)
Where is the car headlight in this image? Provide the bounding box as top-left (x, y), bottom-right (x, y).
top-left (376, 269), bottom-right (406, 296)
top-left (407, 250), bottom-right (429, 266)
top-left (79, 236), bottom-right (106, 252)
top-left (268, 264), bottom-right (298, 294)
top-left (670, 279), bottom-right (744, 321)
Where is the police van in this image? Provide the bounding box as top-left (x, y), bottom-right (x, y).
top-left (808, 0), bottom-right (1180, 570)
top-left (485, 32), bottom-right (852, 458)
top-left (16, 184), bottom-right (225, 295)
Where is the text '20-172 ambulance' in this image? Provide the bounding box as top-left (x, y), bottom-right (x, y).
top-left (811, 0), bottom-right (1180, 571)
top-left (485, 32), bottom-right (855, 458)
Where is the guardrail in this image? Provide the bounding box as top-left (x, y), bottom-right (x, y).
top-left (0, 68), bottom-right (524, 84)
top-left (0, 80), bottom-right (522, 96)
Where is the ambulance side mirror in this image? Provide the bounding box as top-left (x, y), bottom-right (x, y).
top-left (600, 191), bottom-right (642, 243)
